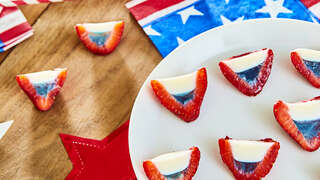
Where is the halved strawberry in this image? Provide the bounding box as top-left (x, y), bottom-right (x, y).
top-left (150, 68), bottom-right (207, 122)
top-left (273, 96), bottom-right (320, 151)
top-left (143, 147), bottom-right (200, 180)
top-left (291, 48), bottom-right (320, 88)
top-left (218, 48), bottom-right (274, 96)
top-left (219, 137), bottom-right (280, 180)
top-left (16, 68), bottom-right (67, 111)
top-left (75, 21), bottom-right (124, 55)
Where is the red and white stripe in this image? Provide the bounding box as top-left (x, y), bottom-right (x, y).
top-left (126, 0), bottom-right (200, 26)
top-left (0, 7), bottom-right (33, 50)
top-left (0, 0), bottom-right (68, 7)
top-left (126, 0), bottom-right (320, 26)
top-left (300, 0), bottom-right (320, 19)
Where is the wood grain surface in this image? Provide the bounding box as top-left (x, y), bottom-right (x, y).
top-left (0, 0), bottom-right (161, 179)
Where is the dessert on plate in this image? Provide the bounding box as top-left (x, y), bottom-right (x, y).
top-left (150, 68), bottom-right (207, 122)
top-left (219, 48), bottom-right (274, 96)
top-left (274, 96), bottom-right (320, 151)
top-left (143, 147), bottom-right (200, 180)
top-left (219, 137), bottom-right (280, 180)
top-left (16, 68), bottom-right (67, 111)
top-left (291, 48), bottom-right (320, 88)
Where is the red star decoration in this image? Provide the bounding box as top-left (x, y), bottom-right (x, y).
top-left (60, 121), bottom-right (137, 180)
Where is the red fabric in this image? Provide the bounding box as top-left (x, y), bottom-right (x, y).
top-left (0, 0), bottom-right (72, 7)
top-left (60, 120), bottom-right (136, 180)
top-left (300, 0), bottom-right (320, 8)
top-left (128, 0), bottom-right (184, 20)
top-left (0, 22), bottom-right (31, 42)
top-left (0, 7), bottom-right (20, 17)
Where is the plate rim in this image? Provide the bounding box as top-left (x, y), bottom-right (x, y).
top-left (128, 18), bottom-right (320, 179)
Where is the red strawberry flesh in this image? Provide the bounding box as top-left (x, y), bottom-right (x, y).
top-left (291, 50), bottom-right (320, 88)
top-left (218, 48), bottom-right (274, 96)
top-left (75, 21), bottom-right (124, 55)
top-left (274, 96), bottom-right (320, 151)
top-left (219, 137), bottom-right (280, 180)
top-left (151, 68), bottom-right (207, 122)
top-left (143, 147), bottom-right (200, 180)
top-left (16, 68), bottom-right (67, 111)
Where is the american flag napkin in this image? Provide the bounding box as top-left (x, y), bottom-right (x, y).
top-left (0, 0), bottom-right (69, 7)
top-left (302, 0), bottom-right (320, 17)
top-left (0, 0), bottom-right (72, 52)
top-left (126, 0), bottom-right (320, 57)
top-left (0, 7), bottom-right (32, 52)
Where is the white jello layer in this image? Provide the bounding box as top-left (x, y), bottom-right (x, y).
top-left (292, 48), bottom-right (320, 62)
top-left (78, 21), bottom-right (122, 33)
top-left (286, 99), bottom-right (320, 121)
top-left (222, 49), bottom-right (269, 73)
top-left (229, 140), bottom-right (274, 162)
top-left (156, 71), bottom-right (197, 95)
top-left (151, 150), bottom-right (191, 176)
top-left (23, 68), bottom-right (66, 84)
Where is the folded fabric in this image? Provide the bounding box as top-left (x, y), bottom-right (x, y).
top-left (301, 0), bottom-right (320, 17)
top-left (60, 120), bottom-right (137, 180)
top-left (126, 0), bottom-right (320, 57)
top-left (0, 0), bottom-right (70, 7)
top-left (0, 0), bottom-right (72, 52)
top-left (0, 7), bottom-right (33, 52)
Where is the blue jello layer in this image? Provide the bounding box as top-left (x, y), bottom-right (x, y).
top-left (293, 119), bottom-right (320, 140)
top-left (164, 171), bottom-right (184, 179)
top-left (88, 33), bottom-right (110, 46)
top-left (172, 90), bottom-right (194, 105)
top-left (236, 64), bottom-right (263, 85)
top-left (34, 82), bottom-right (56, 97)
top-left (303, 60), bottom-right (320, 77)
top-left (234, 159), bottom-right (259, 173)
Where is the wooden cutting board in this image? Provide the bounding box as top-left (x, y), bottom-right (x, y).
top-left (0, 1), bottom-right (161, 179)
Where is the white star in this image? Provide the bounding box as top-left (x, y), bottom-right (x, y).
top-left (255, 0), bottom-right (292, 18)
top-left (225, 0), bottom-right (230, 4)
top-left (0, 120), bottom-right (13, 140)
top-left (220, 15), bottom-right (244, 25)
top-left (177, 6), bottom-right (204, 24)
top-left (311, 15), bottom-right (319, 24)
top-left (176, 37), bottom-right (185, 46)
top-left (143, 25), bottom-right (161, 36)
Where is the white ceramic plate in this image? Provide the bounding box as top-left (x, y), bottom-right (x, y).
top-left (129, 19), bottom-right (320, 180)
